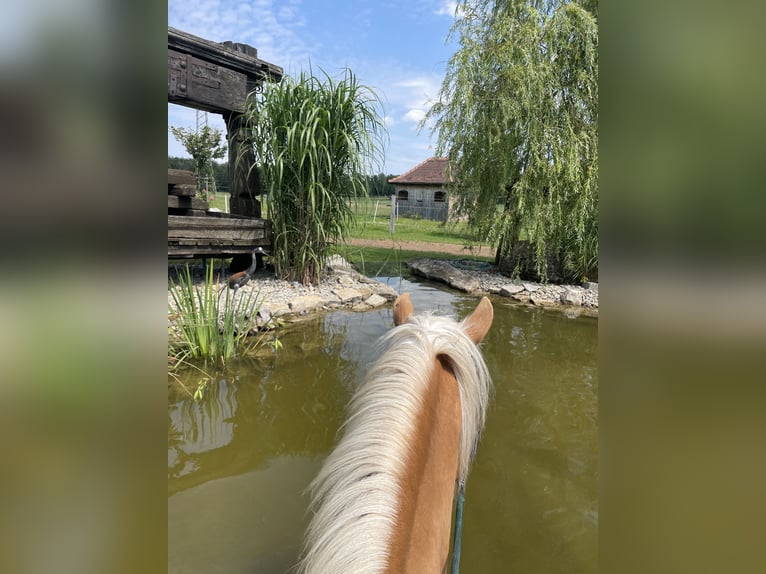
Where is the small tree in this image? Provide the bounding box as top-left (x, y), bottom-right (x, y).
top-left (242, 68), bottom-right (386, 286)
top-left (169, 125), bottom-right (227, 199)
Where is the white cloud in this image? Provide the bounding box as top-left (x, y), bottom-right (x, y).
top-left (434, 1), bottom-right (460, 18)
top-left (403, 108), bottom-right (426, 124)
top-left (168, 0), bottom-right (311, 70)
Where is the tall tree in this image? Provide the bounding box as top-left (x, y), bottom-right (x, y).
top-left (242, 68), bottom-right (386, 286)
top-left (426, 0), bottom-right (598, 282)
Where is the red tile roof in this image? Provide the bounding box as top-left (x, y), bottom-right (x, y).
top-left (388, 157), bottom-right (451, 185)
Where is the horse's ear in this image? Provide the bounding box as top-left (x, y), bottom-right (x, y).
top-left (462, 296), bottom-right (494, 344)
top-left (393, 293), bottom-right (414, 326)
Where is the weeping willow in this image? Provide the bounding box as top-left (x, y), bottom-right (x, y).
top-left (241, 69), bottom-right (386, 286)
top-left (427, 0), bottom-right (598, 282)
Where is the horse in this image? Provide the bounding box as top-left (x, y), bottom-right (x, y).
top-left (297, 293), bottom-right (494, 574)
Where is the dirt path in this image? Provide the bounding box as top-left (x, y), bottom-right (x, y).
top-left (345, 237), bottom-right (495, 258)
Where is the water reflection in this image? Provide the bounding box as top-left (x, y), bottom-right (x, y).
top-left (168, 280), bottom-right (598, 574)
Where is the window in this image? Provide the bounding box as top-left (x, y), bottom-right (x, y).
top-left (397, 190), bottom-right (408, 201)
top-left (434, 191), bottom-right (446, 203)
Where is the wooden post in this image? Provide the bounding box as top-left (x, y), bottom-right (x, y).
top-left (223, 110), bottom-right (261, 219)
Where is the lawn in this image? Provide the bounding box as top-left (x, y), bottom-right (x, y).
top-left (331, 244), bottom-right (488, 278)
top-left (347, 197), bottom-right (489, 246)
top-left (206, 193), bottom-right (230, 212)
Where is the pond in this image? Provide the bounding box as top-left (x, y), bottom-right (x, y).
top-left (168, 278), bottom-right (597, 574)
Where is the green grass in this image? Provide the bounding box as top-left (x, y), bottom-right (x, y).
top-left (347, 197), bottom-right (491, 247)
top-left (168, 264), bottom-right (268, 365)
top-left (334, 244), bottom-right (493, 278)
top-left (206, 193), bottom-right (230, 212)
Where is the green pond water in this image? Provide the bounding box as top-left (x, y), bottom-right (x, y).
top-left (168, 278), bottom-right (598, 574)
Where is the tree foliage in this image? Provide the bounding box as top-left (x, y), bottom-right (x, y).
top-left (242, 68), bottom-right (386, 286)
top-left (169, 125), bottom-right (227, 198)
top-left (365, 173), bottom-right (397, 197)
top-left (426, 0), bottom-right (598, 282)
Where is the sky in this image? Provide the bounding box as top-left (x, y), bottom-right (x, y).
top-left (168, 0), bottom-right (461, 176)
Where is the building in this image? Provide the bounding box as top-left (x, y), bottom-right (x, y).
top-left (388, 157), bottom-right (452, 222)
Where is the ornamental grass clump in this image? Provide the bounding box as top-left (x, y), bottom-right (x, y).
top-left (168, 264), bottom-right (263, 364)
top-left (242, 68), bottom-right (387, 286)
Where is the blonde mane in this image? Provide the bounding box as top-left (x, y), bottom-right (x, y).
top-left (297, 309), bottom-right (492, 574)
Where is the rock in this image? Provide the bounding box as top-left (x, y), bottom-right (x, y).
top-left (499, 283), bottom-right (525, 296)
top-left (522, 282), bottom-right (539, 293)
top-left (560, 288), bottom-right (583, 306)
top-left (332, 287), bottom-right (363, 303)
top-left (584, 281), bottom-right (598, 292)
top-left (325, 254), bottom-right (356, 272)
top-left (563, 307), bottom-right (583, 319)
top-left (263, 302), bottom-right (291, 317)
top-left (365, 294), bottom-right (387, 308)
top-left (289, 295), bottom-right (324, 314)
top-left (369, 282), bottom-right (399, 300)
top-left (357, 287), bottom-right (373, 299)
top-left (407, 258), bottom-right (481, 293)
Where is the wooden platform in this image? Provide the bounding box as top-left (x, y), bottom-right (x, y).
top-left (167, 168), bottom-right (272, 259)
top-left (168, 213), bottom-right (272, 258)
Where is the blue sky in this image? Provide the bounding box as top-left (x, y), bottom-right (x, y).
top-left (168, 0), bottom-right (461, 175)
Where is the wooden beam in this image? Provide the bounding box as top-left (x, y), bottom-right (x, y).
top-left (168, 169), bottom-right (196, 185)
top-left (168, 215), bottom-right (270, 230)
top-left (168, 183), bottom-right (197, 197)
top-left (168, 214), bottom-right (273, 258)
top-left (168, 27), bottom-right (282, 83)
top-left (168, 196), bottom-right (209, 210)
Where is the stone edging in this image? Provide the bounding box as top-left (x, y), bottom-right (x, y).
top-left (406, 258), bottom-right (598, 316)
top-left (168, 256), bottom-right (598, 328)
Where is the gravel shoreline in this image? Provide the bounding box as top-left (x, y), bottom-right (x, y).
top-left (168, 255), bottom-right (597, 327)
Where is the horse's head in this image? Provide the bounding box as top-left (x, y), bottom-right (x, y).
top-left (393, 292), bottom-right (494, 344)
top-left (301, 292), bottom-right (494, 574)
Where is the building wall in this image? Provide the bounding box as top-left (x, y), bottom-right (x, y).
top-left (394, 184), bottom-right (449, 221)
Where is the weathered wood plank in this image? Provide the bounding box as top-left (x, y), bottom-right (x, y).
top-left (168, 227), bottom-right (266, 240)
top-left (168, 183), bottom-right (198, 197)
top-left (168, 207), bottom-right (272, 259)
top-left (169, 247), bottom-right (269, 258)
top-left (168, 209), bottom-right (208, 217)
top-left (169, 27), bottom-right (283, 83)
top-left (168, 169), bottom-right (196, 185)
top-left (169, 50), bottom-right (251, 113)
top-left (172, 238), bottom-right (267, 247)
top-left (168, 196), bottom-right (208, 210)
top-left (168, 215), bottom-right (270, 229)
top-left (168, 236), bottom-right (271, 258)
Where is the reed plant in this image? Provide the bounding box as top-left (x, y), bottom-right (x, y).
top-left (168, 264), bottom-right (265, 365)
top-left (242, 68), bottom-right (387, 286)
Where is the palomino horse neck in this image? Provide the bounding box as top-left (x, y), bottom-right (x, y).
top-left (298, 293), bottom-right (493, 574)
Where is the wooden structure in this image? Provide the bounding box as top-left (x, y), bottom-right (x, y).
top-left (388, 157), bottom-right (452, 222)
top-left (168, 27), bottom-right (283, 261)
top-left (168, 169), bottom-right (271, 258)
